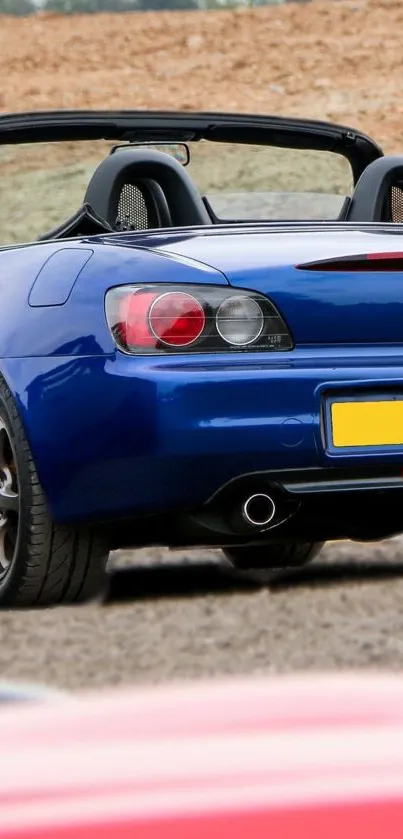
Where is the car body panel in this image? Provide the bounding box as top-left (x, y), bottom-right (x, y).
top-left (0, 240), bottom-right (228, 358)
top-left (130, 225), bottom-right (403, 344)
top-left (28, 248), bottom-right (94, 307)
top-left (1, 674), bottom-right (403, 838)
top-left (3, 224), bottom-right (403, 356)
top-left (4, 347), bottom-right (403, 524)
top-left (3, 225), bottom-right (403, 524)
top-left (137, 222), bottom-right (403, 267)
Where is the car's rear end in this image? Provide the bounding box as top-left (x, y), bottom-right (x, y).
top-left (67, 223), bottom-right (403, 550)
top-left (5, 222), bottom-right (403, 554)
top-left (1, 109), bottom-right (403, 607)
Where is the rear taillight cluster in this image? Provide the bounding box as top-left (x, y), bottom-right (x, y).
top-left (105, 284), bottom-right (293, 355)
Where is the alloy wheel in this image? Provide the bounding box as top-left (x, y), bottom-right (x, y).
top-left (0, 418), bottom-right (19, 582)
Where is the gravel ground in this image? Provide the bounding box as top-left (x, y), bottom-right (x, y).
top-left (1, 539), bottom-right (403, 691)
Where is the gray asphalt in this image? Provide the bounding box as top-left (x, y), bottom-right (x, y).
top-left (1, 539), bottom-right (403, 691)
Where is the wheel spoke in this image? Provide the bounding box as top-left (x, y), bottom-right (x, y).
top-left (0, 465), bottom-right (18, 513)
top-left (0, 487), bottom-right (18, 513)
top-left (0, 418), bottom-right (19, 582)
top-left (0, 425), bottom-right (7, 471)
top-left (0, 522), bottom-right (10, 574)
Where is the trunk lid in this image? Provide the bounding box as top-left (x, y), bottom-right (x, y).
top-left (149, 224), bottom-right (403, 345)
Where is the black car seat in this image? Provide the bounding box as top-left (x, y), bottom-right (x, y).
top-left (38, 147), bottom-right (211, 242)
top-left (388, 183), bottom-right (403, 222)
top-left (37, 181), bottom-right (168, 242)
top-left (84, 147), bottom-right (211, 230)
top-left (347, 156), bottom-right (403, 223)
top-left (113, 178), bottom-right (171, 230)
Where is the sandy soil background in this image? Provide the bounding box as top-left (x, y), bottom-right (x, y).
top-left (1, 0), bottom-right (403, 152)
top-left (2, 0), bottom-right (403, 691)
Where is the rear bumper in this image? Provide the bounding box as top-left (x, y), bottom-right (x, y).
top-left (6, 346), bottom-right (403, 525)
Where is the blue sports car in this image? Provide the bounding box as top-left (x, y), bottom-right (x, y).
top-left (1, 108), bottom-right (403, 608)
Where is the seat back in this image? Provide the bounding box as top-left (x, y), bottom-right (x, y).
top-left (116, 182), bottom-right (149, 230)
top-left (348, 157), bottom-right (403, 223)
top-left (114, 178), bottom-right (172, 231)
top-left (84, 148), bottom-right (211, 230)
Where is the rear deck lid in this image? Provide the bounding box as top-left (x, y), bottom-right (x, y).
top-left (150, 224), bottom-right (403, 345)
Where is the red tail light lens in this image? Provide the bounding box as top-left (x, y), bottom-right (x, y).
top-left (105, 284), bottom-right (293, 355)
top-left (149, 292), bottom-right (205, 347)
top-left (119, 291), bottom-right (205, 349)
top-left (119, 291), bottom-right (157, 349)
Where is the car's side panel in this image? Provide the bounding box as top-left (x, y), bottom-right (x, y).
top-left (28, 248), bottom-right (94, 306)
top-left (0, 242), bottom-right (101, 357)
top-left (0, 240), bottom-right (229, 359)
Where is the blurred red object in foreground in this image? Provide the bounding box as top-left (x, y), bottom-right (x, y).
top-left (1, 673), bottom-right (403, 839)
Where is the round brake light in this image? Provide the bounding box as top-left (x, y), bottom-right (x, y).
top-left (216, 296), bottom-right (264, 346)
top-left (149, 292), bottom-right (206, 347)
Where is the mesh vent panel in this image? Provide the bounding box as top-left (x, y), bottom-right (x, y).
top-left (390, 185), bottom-right (403, 223)
top-left (117, 184), bottom-right (148, 230)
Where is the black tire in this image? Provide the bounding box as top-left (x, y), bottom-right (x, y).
top-left (223, 540), bottom-right (325, 573)
top-left (0, 378), bottom-right (109, 609)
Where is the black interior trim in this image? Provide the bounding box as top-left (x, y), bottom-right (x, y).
top-left (38, 202), bottom-right (113, 242)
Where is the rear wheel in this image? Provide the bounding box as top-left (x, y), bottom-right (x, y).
top-left (0, 379), bottom-right (109, 609)
top-left (223, 540), bottom-right (324, 582)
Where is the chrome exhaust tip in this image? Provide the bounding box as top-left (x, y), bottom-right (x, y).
top-left (242, 493), bottom-right (276, 528)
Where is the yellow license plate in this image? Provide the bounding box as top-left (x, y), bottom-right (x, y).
top-left (330, 399), bottom-right (403, 448)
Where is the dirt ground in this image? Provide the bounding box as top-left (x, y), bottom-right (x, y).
top-left (2, 0), bottom-right (403, 691)
top-left (1, 0), bottom-right (403, 241)
top-left (2, 541), bottom-right (403, 691)
top-left (1, 0), bottom-right (403, 152)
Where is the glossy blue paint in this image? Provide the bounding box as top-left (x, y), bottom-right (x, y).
top-left (28, 248), bottom-right (94, 307)
top-left (2, 223), bottom-right (403, 524)
top-left (0, 239), bottom-right (228, 358)
top-left (3, 345), bottom-right (403, 523)
top-left (134, 227), bottom-right (403, 345)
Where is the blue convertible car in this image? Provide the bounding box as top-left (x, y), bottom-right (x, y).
top-left (1, 109), bottom-right (403, 608)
